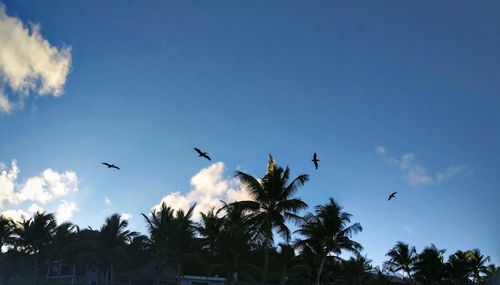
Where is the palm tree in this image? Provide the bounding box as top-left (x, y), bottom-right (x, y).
top-left (98, 213), bottom-right (137, 285)
top-left (446, 250), bottom-right (472, 285)
top-left (335, 254), bottom-right (372, 285)
top-left (14, 211), bottom-right (57, 285)
top-left (270, 243), bottom-right (308, 285)
top-left (45, 222), bottom-right (78, 280)
top-left (414, 244), bottom-right (446, 285)
top-left (384, 241), bottom-right (417, 279)
top-left (0, 215), bottom-right (15, 280)
top-left (198, 203), bottom-right (259, 285)
top-left (466, 249), bottom-right (491, 283)
top-left (142, 203), bottom-right (198, 285)
top-left (234, 154), bottom-right (309, 285)
top-left (295, 198), bottom-right (363, 285)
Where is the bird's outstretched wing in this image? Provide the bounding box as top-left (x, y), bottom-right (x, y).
top-left (102, 162), bottom-right (111, 167)
top-left (388, 192), bottom-right (397, 201)
top-left (194, 148), bottom-right (203, 155)
top-left (112, 165), bottom-right (120, 170)
top-left (204, 154), bottom-right (212, 161)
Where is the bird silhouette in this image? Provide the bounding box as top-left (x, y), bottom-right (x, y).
top-left (194, 148), bottom-right (211, 161)
top-left (388, 192), bottom-right (397, 201)
top-left (102, 162), bottom-right (120, 170)
top-left (312, 153), bottom-right (320, 169)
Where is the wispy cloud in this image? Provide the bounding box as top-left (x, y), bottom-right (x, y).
top-left (375, 146), bottom-right (471, 187)
top-left (402, 224), bottom-right (415, 235)
top-left (104, 197), bottom-right (111, 206)
top-left (152, 162), bottom-right (251, 219)
top-left (0, 4), bottom-right (72, 113)
top-left (0, 160), bottom-right (79, 222)
top-left (121, 213), bottom-right (132, 221)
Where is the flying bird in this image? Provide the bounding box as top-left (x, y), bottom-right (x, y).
top-left (194, 148), bottom-right (211, 161)
top-left (388, 192), bottom-right (397, 201)
top-left (312, 153), bottom-right (320, 169)
top-left (102, 162), bottom-right (120, 170)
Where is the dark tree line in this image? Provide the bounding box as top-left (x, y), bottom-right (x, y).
top-left (0, 156), bottom-right (498, 285)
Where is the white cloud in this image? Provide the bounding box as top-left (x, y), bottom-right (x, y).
top-left (27, 203), bottom-right (44, 214)
top-left (152, 162), bottom-right (252, 219)
top-left (402, 224), bottom-right (414, 235)
top-left (15, 168), bottom-right (78, 204)
top-left (0, 4), bottom-right (72, 113)
top-left (56, 200), bottom-right (78, 222)
top-left (375, 146), bottom-right (387, 155)
top-left (377, 146), bottom-right (471, 188)
top-left (0, 160), bottom-right (19, 207)
top-left (436, 165), bottom-right (472, 183)
top-left (1, 209), bottom-right (29, 222)
top-left (104, 197), bottom-right (111, 205)
top-left (0, 160), bottom-right (79, 223)
top-left (121, 213), bottom-right (132, 221)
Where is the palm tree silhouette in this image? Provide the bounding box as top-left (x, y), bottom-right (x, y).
top-left (467, 249), bottom-right (491, 283)
top-left (98, 213), bottom-right (137, 285)
top-left (446, 250), bottom-right (472, 285)
top-left (295, 198), bottom-right (362, 285)
top-left (142, 203), bottom-right (198, 285)
top-left (233, 154), bottom-right (309, 285)
top-left (198, 203), bottom-right (258, 285)
top-left (414, 244), bottom-right (446, 285)
top-left (335, 254), bottom-right (372, 285)
top-left (384, 241), bottom-right (417, 279)
top-left (14, 212), bottom-right (57, 285)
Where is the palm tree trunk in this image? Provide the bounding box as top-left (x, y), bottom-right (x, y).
top-left (71, 264), bottom-right (76, 285)
top-left (315, 254), bottom-right (327, 285)
top-left (262, 246), bottom-right (269, 285)
top-left (97, 268), bottom-right (101, 285)
top-left (110, 262), bottom-right (115, 285)
top-left (176, 263), bottom-right (182, 285)
top-left (33, 253), bottom-right (38, 285)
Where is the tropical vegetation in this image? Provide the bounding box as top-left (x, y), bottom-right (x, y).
top-left (0, 156), bottom-right (497, 285)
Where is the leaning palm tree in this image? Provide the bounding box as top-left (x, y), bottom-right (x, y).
top-left (233, 154), bottom-right (309, 285)
top-left (384, 241), bottom-right (417, 279)
top-left (14, 211), bottom-right (57, 285)
top-left (295, 198), bottom-right (363, 285)
top-left (142, 203), bottom-right (198, 285)
top-left (466, 249), bottom-right (491, 283)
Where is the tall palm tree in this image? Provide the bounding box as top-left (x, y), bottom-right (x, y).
top-left (234, 154), bottom-right (309, 285)
top-left (466, 249), bottom-right (491, 283)
top-left (414, 244), bottom-right (446, 285)
top-left (14, 212), bottom-right (57, 285)
top-left (142, 203), bottom-right (198, 285)
top-left (384, 241), bottom-right (417, 279)
top-left (295, 198), bottom-right (363, 285)
top-left (98, 213), bottom-right (137, 285)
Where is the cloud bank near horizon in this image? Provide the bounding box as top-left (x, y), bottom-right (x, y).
top-left (151, 162), bottom-right (251, 219)
top-left (0, 160), bottom-right (79, 222)
top-left (0, 5), bottom-right (72, 113)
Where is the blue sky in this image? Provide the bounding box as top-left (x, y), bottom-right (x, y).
top-left (0, 1), bottom-right (499, 266)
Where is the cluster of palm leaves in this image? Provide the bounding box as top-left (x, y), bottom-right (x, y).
top-left (0, 155), bottom-right (498, 285)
